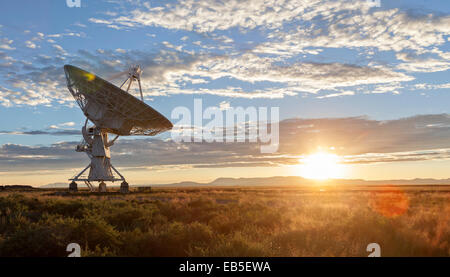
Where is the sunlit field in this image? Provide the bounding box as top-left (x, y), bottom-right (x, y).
top-left (0, 185), bottom-right (449, 257)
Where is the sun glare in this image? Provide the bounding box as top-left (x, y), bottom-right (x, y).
top-left (300, 152), bottom-right (343, 180)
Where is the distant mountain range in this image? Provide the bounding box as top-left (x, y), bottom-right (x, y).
top-left (0, 185), bottom-right (35, 190)
top-left (40, 182), bottom-right (81, 188)
top-left (153, 176), bottom-right (450, 187)
top-left (37, 176), bottom-right (450, 188)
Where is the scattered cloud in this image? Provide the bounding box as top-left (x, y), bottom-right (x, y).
top-left (89, 0), bottom-right (313, 33)
top-left (52, 44), bottom-right (67, 55)
top-left (253, 3), bottom-right (450, 56)
top-left (0, 129), bottom-right (79, 136)
top-left (3, 114), bottom-right (450, 171)
top-left (317, 90), bottom-right (355, 99)
top-left (414, 83), bottom-right (450, 90)
top-left (73, 22), bottom-right (87, 28)
top-left (48, 122), bottom-right (76, 129)
top-left (0, 38), bottom-right (15, 50)
top-left (25, 41), bottom-right (37, 49)
top-left (0, 0), bottom-right (448, 107)
top-left (371, 83), bottom-right (403, 94)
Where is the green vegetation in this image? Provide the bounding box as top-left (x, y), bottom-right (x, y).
top-left (0, 185), bottom-right (448, 257)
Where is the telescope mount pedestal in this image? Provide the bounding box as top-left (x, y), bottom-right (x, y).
top-left (69, 123), bottom-right (128, 193)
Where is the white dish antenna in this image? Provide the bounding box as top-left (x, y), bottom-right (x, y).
top-left (64, 65), bottom-right (173, 193)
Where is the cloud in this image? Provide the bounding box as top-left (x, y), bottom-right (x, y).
top-left (2, 114), bottom-right (450, 172)
top-left (91, 49), bottom-right (413, 97)
top-left (47, 32), bottom-right (82, 38)
top-left (191, 54), bottom-right (413, 92)
top-left (397, 58), bottom-right (450, 72)
top-left (0, 38), bottom-right (15, 50)
top-left (219, 101), bottom-right (231, 111)
top-left (0, 142), bottom-right (84, 171)
top-left (48, 122), bottom-right (76, 129)
top-left (413, 83), bottom-right (450, 90)
top-left (60, 121), bottom-right (76, 127)
top-left (343, 148), bottom-right (450, 165)
top-left (278, 114), bottom-right (450, 156)
top-left (253, 3), bottom-right (450, 56)
top-left (0, 45), bottom-right (415, 105)
top-left (2, 0), bottom-right (448, 107)
top-left (73, 22), bottom-right (87, 28)
top-left (0, 61), bottom-right (70, 106)
top-left (370, 83), bottom-right (403, 94)
top-left (395, 52), bottom-right (450, 72)
top-left (89, 0), bottom-right (314, 32)
top-left (52, 44), bottom-right (67, 55)
top-left (0, 129), bottom-right (79, 136)
top-left (316, 90), bottom-right (354, 99)
top-left (25, 41), bottom-right (37, 49)
top-left (90, 0), bottom-right (450, 56)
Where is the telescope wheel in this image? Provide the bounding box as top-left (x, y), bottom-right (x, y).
top-left (120, 181), bottom-right (129, 194)
top-left (69, 181), bottom-right (78, 192)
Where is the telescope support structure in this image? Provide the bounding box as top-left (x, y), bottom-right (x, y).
top-left (69, 119), bottom-right (129, 193)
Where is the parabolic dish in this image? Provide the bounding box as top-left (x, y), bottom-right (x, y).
top-left (64, 65), bottom-right (172, 136)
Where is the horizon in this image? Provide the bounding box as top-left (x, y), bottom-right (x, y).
top-left (20, 174), bottom-right (450, 188)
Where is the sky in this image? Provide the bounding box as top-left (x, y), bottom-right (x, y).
top-left (1, 0), bottom-right (450, 186)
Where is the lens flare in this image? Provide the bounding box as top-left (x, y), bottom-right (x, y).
top-left (369, 186), bottom-right (409, 218)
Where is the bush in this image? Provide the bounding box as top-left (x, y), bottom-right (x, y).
top-left (0, 187), bottom-right (449, 257)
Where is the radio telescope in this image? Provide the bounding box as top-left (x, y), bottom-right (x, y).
top-left (64, 64), bottom-right (172, 193)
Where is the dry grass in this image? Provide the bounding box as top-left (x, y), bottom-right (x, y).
top-left (0, 185), bottom-right (448, 256)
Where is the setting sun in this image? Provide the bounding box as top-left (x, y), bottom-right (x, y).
top-left (299, 152), bottom-right (344, 180)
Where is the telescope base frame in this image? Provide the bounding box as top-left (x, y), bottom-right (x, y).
top-left (69, 164), bottom-right (127, 193)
